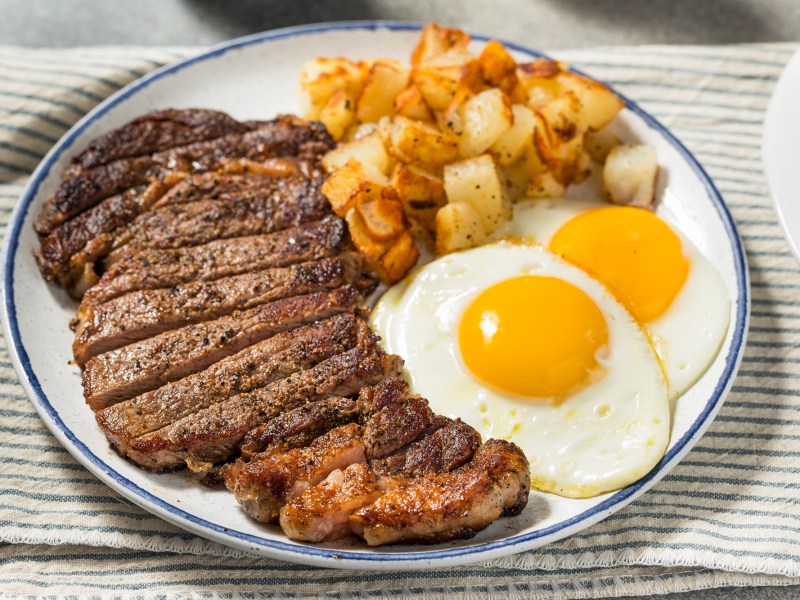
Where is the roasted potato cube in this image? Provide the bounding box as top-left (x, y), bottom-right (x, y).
top-left (522, 146), bottom-right (565, 199)
top-left (375, 231), bottom-right (420, 283)
top-left (533, 91), bottom-right (586, 184)
top-left (318, 90), bottom-right (356, 141)
top-left (299, 58), bottom-right (365, 119)
top-left (491, 103), bottom-right (536, 166)
top-left (478, 40), bottom-right (526, 102)
top-left (411, 23), bottom-right (471, 67)
top-left (394, 85), bottom-right (435, 122)
top-left (516, 59), bottom-right (564, 109)
top-left (435, 201), bottom-right (487, 254)
top-left (345, 206), bottom-right (391, 263)
top-left (355, 196), bottom-right (407, 242)
top-left (444, 155), bottom-right (511, 234)
top-left (321, 159), bottom-right (388, 216)
top-left (356, 60), bottom-right (410, 123)
top-left (585, 127), bottom-right (621, 163)
top-left (322, 132), bottom-right (392, 175)
top-left (498, 159), bottom-right (531, 202)
top-left (411, 56), bottom-right (483, 111)
top-left (459, 88), bottom-right (513, 157)
top-left (604, 144), bottom-right (659, 209)
top-left (557, 71), bottom-right (624, 131)
top-left (391, 164), bottom-right (447, 228)
top-left (389, 116), bottom-right (459, 167)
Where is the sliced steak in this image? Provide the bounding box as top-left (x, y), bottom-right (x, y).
top-left (73, 256), bottom-right (347, 365)
top-left (82, 286), bottom-right (360, 408)
top-left (80, 216), bottom-right (346, 307)
top-left (226, 423), bottom-right (366, 523)
top-left (349, 439), bottom-right (530, 546)
top-left (96, 314), bottom-right (367, 449)
top-left (126, 345), bottom-right (403, 472)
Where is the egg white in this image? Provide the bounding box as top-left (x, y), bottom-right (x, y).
top-left (495, 198), bottom-right (731, 400)
top-left (372, 243), bottom-right (670, 498)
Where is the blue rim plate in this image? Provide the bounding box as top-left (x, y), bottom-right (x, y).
top-left (0, 21), bottom-right (749, 569)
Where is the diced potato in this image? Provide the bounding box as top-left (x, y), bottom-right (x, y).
top-left (585, 127), bottom-right (621, 163)
top-left (604, 144), bottom-right (659, 209)
top-left (322, 132), bottom-right (391, 175)
top-left (533, 91), bottom-right (586, 184)
top-left (299, 58), bottom-right (365, 119)
top-left (478, 40), bottom-right (525, 102)
top-left (437, 82), bottom-right (472, 136)
top-left (435, 201), bottom-right (487, 254)
top-left (444, 155), bottom-right (511, 234)
top-left (459, 88), bottom-right (513, 157)
top-left (321, 159), bottom-right (388, 216)
top-left (345, 206), bottom-right (392, 263)
top-left (406, 215), bottom-right (436, 251)
top-left (374, 231), bottom-right (420, 283)
top-left (394, 85), bottom-right (435, 122)
top-left (516, 59), bottom-right (564, 109)
top-left (522, 146), bottom-right (565, 199)
top-left (355, 196), bottom-right (407, 242)
top-left (411, 23), bottom-right (471, 67)
top-left (356, 60), bottom-right (410, 123)
top-left (389, 116), bottom-right (459, 167)
top-left (498, 159), bottom-right (531, 202)
top-left (490, 104), bottom-right (536, 165)
top-left (391, 164), bottom-right (447, 228)
top-left (557, 71), bottom-right (624, 130)
top-left (411, 59), bottom-right (483, 111)
top-left (318, 90), bottom-right (356, 141)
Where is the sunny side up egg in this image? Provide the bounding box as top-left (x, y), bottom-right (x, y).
top-left (371, 200), bottom-right (730, 499)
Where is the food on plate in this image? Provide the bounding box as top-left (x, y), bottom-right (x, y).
top-left (33, 107), bottom-right (531, 546)
top-left (299, 23), bottom-right (642, 282)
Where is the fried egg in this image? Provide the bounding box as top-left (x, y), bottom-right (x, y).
top-left (372, 243), bottom-right (671, 498)
top-left (497, 199), bottom-right (731, 399)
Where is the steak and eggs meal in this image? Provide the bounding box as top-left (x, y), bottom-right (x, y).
top-left (31, 24), bottom-right (729, 545)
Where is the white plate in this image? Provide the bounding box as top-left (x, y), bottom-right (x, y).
top-left (0, 22), bottom-right (749, 570)
top-left (763, 49), bottom-right (800, 264)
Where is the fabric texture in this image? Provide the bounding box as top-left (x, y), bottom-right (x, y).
top-left (0, 42), bottom-right (799, 598)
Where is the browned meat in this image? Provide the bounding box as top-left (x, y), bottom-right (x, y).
top-left (80, 216), bottom-right (346, 307)
top-left (349, 439), bottom-right (530, 546)
top-left (279, 462), bottom-right (382, 542)
top-left (35, 115), bottom-right (333, 235)
top-left (125, 345), bottom-right (403, 472)
top-left (363, 395), bottom-right (435, 460)
top-left (239, 396), bottom-right (360, 460)
top-left (73, 257), bottom-right (347, 365)
top-left (82, 286), bottom-right (361, 407)
top-left (105, 176), bottom-right (329, 263)
top-left (225, 423), bottom-right (367, 523)
top-left (95, 315), bottom-right (367, 449)
top-left (70, 109), bottom-right (250, 171)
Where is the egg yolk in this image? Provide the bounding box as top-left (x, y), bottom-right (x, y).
top-left (549, 206), bottom-right (689, 322)
top-left (459, 275), bottom-right (608, 399)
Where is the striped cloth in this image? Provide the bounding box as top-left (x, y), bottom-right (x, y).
top-left (0, 42), bottom-right (799, 599)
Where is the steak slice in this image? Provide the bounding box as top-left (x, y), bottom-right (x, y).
top-left (105, 176), bottom-right (329, 264)
top-left (225, 423), bottom-right (367, 523)
top-left (96, 314), bottom-right (367, 450)
top-left (126, 345), bottom-right (403, 472)
top-left (349, 439), bottom-right (530, 546)
top-left (82, 286), bottom-right (361, 407)
top-left (80, 216), bottom-right (346, 307)
top-left (35, 115), bottom-right (333, 235)
top-left (152, 171), bottom-right (306, 209)
top-left (73, 256), bottom-right (347, 365)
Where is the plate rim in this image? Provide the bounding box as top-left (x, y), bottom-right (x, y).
top-left (0, 20), bottom-right (751, 569)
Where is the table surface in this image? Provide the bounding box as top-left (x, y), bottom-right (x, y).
top-left (1, 0), bottom-right (798, 599)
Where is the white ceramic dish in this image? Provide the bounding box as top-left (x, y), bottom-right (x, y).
top-left (763, 48), bottom-right (800, 264)
top-left (0, 22), bottom-right (749, 570)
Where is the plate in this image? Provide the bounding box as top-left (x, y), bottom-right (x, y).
top-left (763, 49), bottom-right (800, 264)
top-left (0, 22), bottom-right (749, 569)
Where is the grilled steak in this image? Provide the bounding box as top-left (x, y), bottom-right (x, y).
top-left (82, 286), bottom-right (361, 408)
top-left (80, 216), bottom-right (346, 308)
top-left (73, 257), bottom-right (347, 365)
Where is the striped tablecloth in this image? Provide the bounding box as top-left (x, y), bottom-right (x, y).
top-left (1, 42), bottom-right (799, 599)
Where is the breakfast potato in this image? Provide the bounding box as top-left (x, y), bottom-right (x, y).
top-left (516, 59), bottom-right (564, 109)
top-left (391, 164), bottom-right (447, 229)
top-left (394, 85), bottom-right (435, 122)
top-left (444, 155), bottom-right (511, 234)
top-left (321, 159), bottom-right (388, 216)
top-left (356, 60), bottom-right (410, 123)
top-left (459, 88), bottom-right (513, 157)
top-left (557, 71), bottom-right (624, 131)
top-left (318, 90), bottom-right (356, 141)
top-left (522, 147), bottom-right (566, 199)
top-left (497, 159), bottom-right (531, 202)
top-left (490, 103), bottom-right (536, 166)
top-left (389, 116), bottom-right (459, 167)
top-left (355, 195), bottom-right (407, 242)
top-left (299, 57), bottom-right (365, 119)
top-left (533, 91), bottom-right (586, 184)
top-left (374, 231), bottom-right (420, 283)
top-left (435, 201), bottom-right (487, 254)
top-left (604, 144), bottom-right (659, 209)
top-left (585, 127), bottom-right (620, 163)
top-left (411, 53), bottom-right (483, 111)
top-left (478, 40), bottom-right (526, 102)
top-left (322, 131), bottom-right (392, 175)
top-left (345, 206), bottom-right (391, 263)
top-left (411, 23), bottom-right (471, 67)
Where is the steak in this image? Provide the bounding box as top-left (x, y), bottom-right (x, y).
top-left (82, 285), bottom-right (361, 408)
top-left (73, 256), bottom-right (347, 365)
